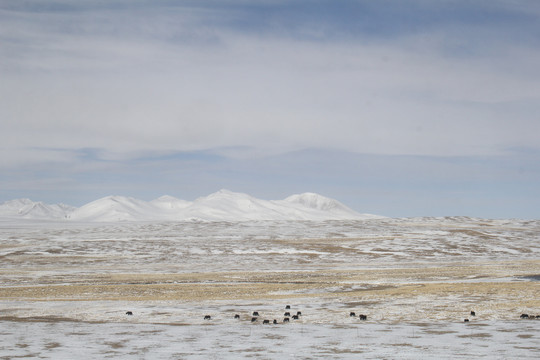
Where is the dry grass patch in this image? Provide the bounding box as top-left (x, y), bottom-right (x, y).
top-left (457, 333), bottom-right (492, 338)
top-left (1, 260), bottom-right (539, 322)
top-left (44, 342), bottom-right (61, 349)
top-left (105, 341), bottom-right (125, 349)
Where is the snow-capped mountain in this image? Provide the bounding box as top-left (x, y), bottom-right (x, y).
top-left (69, 196), bottom-right (164, 222)
top-left (150, 195), bottom-right (191, 210)
top-left (282, 192), bottom-right (358, 213)
top-left (0, 198), bottom-right (75, 220)
top-left (0, 190), bottom-right (382, 222)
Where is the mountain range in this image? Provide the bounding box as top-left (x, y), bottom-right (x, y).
top-left (0, 190), bottom-right (382, 222)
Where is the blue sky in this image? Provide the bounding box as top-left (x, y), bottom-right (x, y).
top-left (1, 0), bottom-right (539, 218)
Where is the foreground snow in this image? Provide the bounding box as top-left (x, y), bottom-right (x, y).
top-left (1, 319), bottom-right (538, 359)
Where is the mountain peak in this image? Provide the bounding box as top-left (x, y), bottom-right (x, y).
top-left (285, 192), bottom-right (347, 211)
top-left (0, 198), bottom-right (73, 219)
top-left (1, 191), bottom-right (380, 222)
top-left (203, 189), bottom-right (249, 199)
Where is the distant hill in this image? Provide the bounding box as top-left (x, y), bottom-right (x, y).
top-left (0, 190), bottom-right (383, 222)
top-left (0, 198), bottom-right (75, 220)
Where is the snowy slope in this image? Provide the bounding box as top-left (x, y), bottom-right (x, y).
top-left (0, 199), bottom-right (74, 220)
top-left (0, 198), bottom-right (34, 216)
top-left (183, 190), bottom-right (297, 221)
top-left (280, 192), bottom-right (380, 220)
top-left (178, 190), bottom-right (381, 221)
top-left (150, 195), bottom-right (192, 210)
top-left (284, 193), bottom-right (350, 211)
top-left (68, 196), bottom-right (165, 222)
top-left (1, 190), bottom-right (381, 222)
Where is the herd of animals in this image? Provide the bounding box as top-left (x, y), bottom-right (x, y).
top-left (124, 308), bottom-right (540, 323)
top-left (124, 305), bottom-right (313, 324)
top-left (463, 311), bottom-right (540, 322)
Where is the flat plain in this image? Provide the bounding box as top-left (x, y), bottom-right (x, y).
top-left (1, 218), bottom-right (539, 358)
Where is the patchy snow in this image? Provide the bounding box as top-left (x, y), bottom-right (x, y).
top-left (0, 217), bottom-right (539, 358)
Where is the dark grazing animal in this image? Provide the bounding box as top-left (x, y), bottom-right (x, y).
top-left (234, 314), bottom-right (240, 319)
top-left (470, 311), bottom-right (476, 316)
top-left (296, 311), bottom-right (302, 316)
top-left (252, 311), bottom-right (260, 316)
top-left (520, 314), bottom-right (529, 319)
top-left (273, 319), bottom-right (278, 324)
top-left (262, 319), bottom-right (270, 324)
top-left (292, 315), bottom-right (299, 320)
top-left (359, 314), bottom-right (367, 320)
top-left (204, 315), bottom-right (211, 320)
top-left (251, 317), bottom-right (257, 322)
top-left (283, 317), bottom-right (290, 322)
top-left (464, 319), bottom-right (469, 322)
top-left (349, 312), bottom-right (356, 317)
top-left (126, 311), bottom-right (133, 316)
top-left (285, 305), bottom-right (291, 309)
top-left (284, 312), bottom-right (291, 317)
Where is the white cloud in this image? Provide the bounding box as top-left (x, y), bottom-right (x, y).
top-left (0, 147), bottom-right (77, 168)
top-left (1, 1), bottom-right (539, 168)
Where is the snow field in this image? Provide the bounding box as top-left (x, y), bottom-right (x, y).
top-left (0, 217), bottom-right (539, 358)
top-left (1, 319), bottom-right (539, 359)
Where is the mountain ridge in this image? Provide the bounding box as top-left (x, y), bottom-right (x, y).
top-left (0, 190), bottom-right (383, 222)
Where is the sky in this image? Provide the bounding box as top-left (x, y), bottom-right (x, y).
top-left (1, 0), bottom-right (539, 219)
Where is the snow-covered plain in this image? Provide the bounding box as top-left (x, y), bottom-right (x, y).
top-left (1, 195), bottom-right (539, 358)
top-left (2, 318), bottom-right (539, 359)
